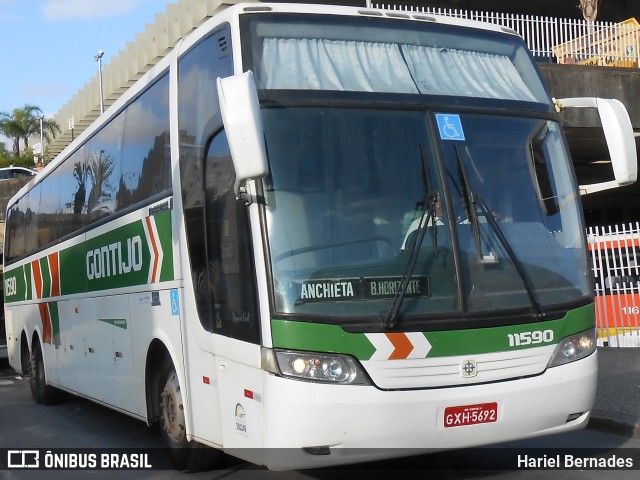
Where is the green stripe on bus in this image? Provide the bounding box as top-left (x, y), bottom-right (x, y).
top-left (99, 318), bottom-right (128, 329)
top-left (3, 264), bottom-right (30, 303)
top-left (155, 210), bottom-right (174, 282)
top-left (40, 257), bottom-right (52, 298)
top-left (271, 321), bottom-right (377, 359)
top-left (425, 304), bottom-right (594, 356)
top-left (49, 302), bottom-right (61, 347)
top-left (25, 262), bottom-right (32, 301)
top-left (70, 219), bottom-right (151, 294)
top-left (271, 303), bottom-right (594, 360)
top-left (3, 209), bottom-right (174, 304)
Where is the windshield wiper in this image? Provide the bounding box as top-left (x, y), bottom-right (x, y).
top-left (381, 145), bottom-right (437, 330)
top-left (422, 144), bottom-right (439, 258)
top-left (475, 195), bottom-right (546, 320)
top-left (454, 146), bottom-right (488, 262)
top-left (455, 145), bottom-right (545, 319)
top-left (382, 192), bottom-right (437, 330)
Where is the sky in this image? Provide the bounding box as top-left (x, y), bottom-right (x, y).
top-left (0, 0), bottom-right (172, 148)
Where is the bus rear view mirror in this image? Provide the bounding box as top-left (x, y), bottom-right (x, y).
top-left (554, 97), bottom-right (638, 195)
top-left (217, 71), bottom-right (269, 200)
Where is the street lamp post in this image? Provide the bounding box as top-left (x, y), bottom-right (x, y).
top-left (95, 50), bottom-right (105, 114)
top-left (39, 115), bottom-right (44, 168)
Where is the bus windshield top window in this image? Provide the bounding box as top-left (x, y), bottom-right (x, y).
top-left (242, 13), bottom-right (549, 104)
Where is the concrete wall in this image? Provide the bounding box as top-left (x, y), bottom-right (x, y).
top-left (539, 62), bottom-right (640, 228)
top-left (539, 63), bottom-right (640, 129)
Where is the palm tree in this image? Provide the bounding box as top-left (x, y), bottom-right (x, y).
top-left (86, 150), bottom-right (115, 214)
top-left (0, 105), bottom-right (60, 157)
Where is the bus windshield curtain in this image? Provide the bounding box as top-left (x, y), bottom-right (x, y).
top-left (258, 38), bottom-right (537, 101)
top-left (259, 38), bottom-right (418, 93)
top-left (403, 45), bottom-right (537, 101)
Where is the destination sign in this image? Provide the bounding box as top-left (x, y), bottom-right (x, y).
top-left (294, 276), bottom-right (430, 304)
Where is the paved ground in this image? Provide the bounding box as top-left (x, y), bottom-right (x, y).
top-left (590, 347), bottom-right (640, 437)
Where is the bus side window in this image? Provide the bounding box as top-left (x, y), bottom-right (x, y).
top-left (200, 130), bottom-right (260, 344)
top-left (178, 23), bottom-right (235, 334)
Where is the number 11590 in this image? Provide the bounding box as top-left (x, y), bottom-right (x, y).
top-left (508, 330), bottom-right (554, 347)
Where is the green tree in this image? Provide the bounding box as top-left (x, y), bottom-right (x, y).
top-left (0, 104), bottom-right (60, 158)
top-left (0, 141), bottom-right (9, 160)
top-left (0, 142), bottom-right (34, 168)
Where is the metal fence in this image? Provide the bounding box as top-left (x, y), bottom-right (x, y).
top-left (369, 3), bottom-right (640, 67)
top-left (588, 224), bottom-right (640, 347)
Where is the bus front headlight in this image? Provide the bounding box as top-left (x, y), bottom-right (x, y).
top-left (264, 349), bottom-right (369, 385)
top-left (547, 329), bottom-right (596, 368)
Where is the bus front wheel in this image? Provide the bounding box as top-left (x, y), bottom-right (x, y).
top-left (159, 365), bottom-right (220, 470)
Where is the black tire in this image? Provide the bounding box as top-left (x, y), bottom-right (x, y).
top-left (29, 341), bottom-right (58, 405)
top-left (158, 364), bottom-right (220, 471)
top-left (20, 337), bottom-right (31, 378)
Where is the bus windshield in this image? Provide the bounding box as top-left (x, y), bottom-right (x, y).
top-left (262, 108), bottom-right (591, 321)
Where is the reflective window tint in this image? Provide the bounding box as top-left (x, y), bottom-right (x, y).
top-left (177, 24), bottom-right (235, 333)
top-left (199, 131), bottom-right (259, 343)
top-left (6, 201), bottom-right (26, 259)
top-left (38, 166), bottom-right (62, 248)
top-left (87, 111), bottom-right (124, 220)
top-left (25, 185), bottom-right (42, 254)
top-left (58, 148), bottom-right (88, 237)
top-left (5, 72), bottom-right (170, 264)
top-left (121, 74), bottom-right (171, 209)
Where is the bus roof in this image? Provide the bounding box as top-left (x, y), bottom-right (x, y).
top-left (233, 2), bottom-right (519, 36)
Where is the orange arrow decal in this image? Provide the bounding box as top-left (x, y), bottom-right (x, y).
top-left (386, 332), bottom-right (414, 360)
top-left (145, 216), bottom-right (160, 283)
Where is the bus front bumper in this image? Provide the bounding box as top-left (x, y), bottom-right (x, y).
top-left (260, 351), bottom-right (597, 470)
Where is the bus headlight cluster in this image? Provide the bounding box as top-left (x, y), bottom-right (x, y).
top-left (272, 350), bottom-right (369, 385)
top-left (548, 329), bottom-right (596, 368)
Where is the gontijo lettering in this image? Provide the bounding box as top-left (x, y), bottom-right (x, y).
top-left (86, 236), bottom-right (143, 280)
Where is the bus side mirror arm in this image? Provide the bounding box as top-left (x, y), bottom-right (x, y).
top-left (217, 71), bottom-right (269, 204)
top-left (553, 97), bottom-right (638, 196)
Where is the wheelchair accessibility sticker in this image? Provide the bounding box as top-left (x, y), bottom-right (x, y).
top-left (436, 114), bottom-right (465, 141)
top-left (170, 289), bottom-right (180, 316)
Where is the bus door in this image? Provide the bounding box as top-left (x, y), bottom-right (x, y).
top-left (205, 131), bottom-right (263, 457)
top-left (187, 129), bottom-right (264, 457)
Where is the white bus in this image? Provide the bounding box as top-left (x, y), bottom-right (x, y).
top-left (3, 2), bottom-right (637, 471)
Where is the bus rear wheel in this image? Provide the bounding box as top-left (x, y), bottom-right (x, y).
top-left (159, 365), bottom-right (220, 471)
top-left (29, 341), bottom-right (58, 405)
